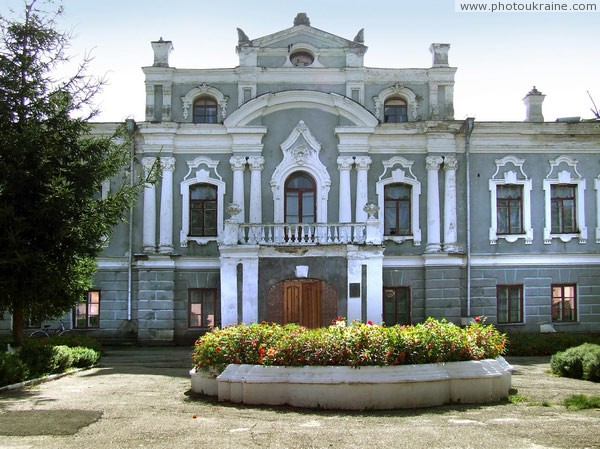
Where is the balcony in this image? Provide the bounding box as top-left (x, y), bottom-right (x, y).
top-left (221, 221), bottom-right (382, 246)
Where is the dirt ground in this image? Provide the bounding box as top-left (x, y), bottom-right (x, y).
top-left (1, 347), bottom-right (600, 449)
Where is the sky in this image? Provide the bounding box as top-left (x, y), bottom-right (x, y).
top-left (2, 0), bottom-right (599, 123)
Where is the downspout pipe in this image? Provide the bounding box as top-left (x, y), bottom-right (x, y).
top-left (464, 117), bottom-right (475, 317)
top-left (126, 118), bottom-right (136, 321)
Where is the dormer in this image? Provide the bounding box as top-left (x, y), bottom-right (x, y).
top-left (236, 13), bottom-right (367, 69)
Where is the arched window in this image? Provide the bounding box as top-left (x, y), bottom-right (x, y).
top-left (384, 97), bottom-right (408, 123)
top-left (193, 96), bottom-right (218, 124)
top-left (285, 172), bottom-right (316, 224)
top-left (189, 183), bottom-right (217, 236)
top-left (384, 183), bottom-right (412, 235)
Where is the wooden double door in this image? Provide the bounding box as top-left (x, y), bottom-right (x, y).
top-left (282, 279), bottom-right (322, 328)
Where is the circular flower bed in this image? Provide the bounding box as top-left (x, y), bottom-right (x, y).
top-left (192, 318), bottom-right (506, 374)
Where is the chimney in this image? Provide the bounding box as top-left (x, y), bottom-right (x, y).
top-left (430, 43), bottom-right (450, 67)
top-left (523, 86), bottom-right (545, 122)
top-left (151, 38), bottom-right (173, 67)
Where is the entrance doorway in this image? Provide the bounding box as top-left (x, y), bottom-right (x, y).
top-left (282, 279), bottom-right (321, 328)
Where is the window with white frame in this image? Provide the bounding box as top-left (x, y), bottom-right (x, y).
top-left (376, 157), bottom-right (421, 246)
top-left (373, 84), bottom-right (418, 123)
top-left (543, 156), bottom-right (587, 244)
top-left (489, 156), bottom-right (532, 244)
top-left (181, 83), bottom-right (228, 122)
top-left (180, 157), bottom-right (225, 247)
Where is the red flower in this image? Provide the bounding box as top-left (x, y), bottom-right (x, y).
top-left (367, 320), bottom-right (374, 326)
top-left (474, 316), bottom-right (481, 323)
top-left (259, 348), bottom-right (266, 357)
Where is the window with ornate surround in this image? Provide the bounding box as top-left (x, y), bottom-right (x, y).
top-left (180, 157), bottom-right (225, 247)
top-left (271, 121), bottom-right (331, 223)
top-left (181, 83), bottom-right (228, 123)
top-left (373, 84), bottom-right (418, 123)
top-left (376, 157), bottom-right (421, 245)
top-left (543, 156), bottom-right (587, 244)
top-left (489, 156), bottom-right (532, 244)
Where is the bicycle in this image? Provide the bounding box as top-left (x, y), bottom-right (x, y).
top-left (28, 321), bottom-right (72, 338)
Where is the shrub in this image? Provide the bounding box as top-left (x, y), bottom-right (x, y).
top-left (18, 338), bottom-right (101, 378)
top-left (0, 352), bottom-right (29, 387)
top-left (192, 318), bottom-right (507, 373)
top-left (506, 333), bottom-right (600, 356)
top-left (48, 333), bottom-right (104, 353)
top-left (19, 338), bottom-right (56, 377)
top-left (69, 346), bottom-right (101, 368)
top-left (551, 343), bottom-right (600, 382)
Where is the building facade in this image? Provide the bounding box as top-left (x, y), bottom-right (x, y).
top-left (3, 14), bottom-right (599, 343)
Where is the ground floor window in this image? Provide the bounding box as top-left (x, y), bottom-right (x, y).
top-left (497, 285), bottom-right (523, 324)
top-left (552, 284), bottom-right (577, 322)
top-left (74, 290), bottom-right (100, 329)
top-left (383, 286), bottom-right (411, 325)
top-left (189, 288), bottom-right (219, 328)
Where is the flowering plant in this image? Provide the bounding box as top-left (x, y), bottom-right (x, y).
top-left (192, 318), bottom-right (506, 373)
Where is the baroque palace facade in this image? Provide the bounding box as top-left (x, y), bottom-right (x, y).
top-left (3, 14), bottom-right (599, 343)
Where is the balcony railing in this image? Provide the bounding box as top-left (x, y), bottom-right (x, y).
top-left (238, 223), bottom-right (365, 245)
top-left (221, 220), bottom-right (382, 246)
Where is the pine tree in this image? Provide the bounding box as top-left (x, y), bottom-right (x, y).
top-left (0, 1), bottom-right (152, 345)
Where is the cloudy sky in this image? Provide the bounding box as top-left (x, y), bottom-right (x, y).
top-left (2, 0), bottom-right (599, 123)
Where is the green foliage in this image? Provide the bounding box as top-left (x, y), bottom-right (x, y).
top-left (48, 333), bottom-right (104, 353)
top-left (0, 351), bottom-right (29, 386)
top-left (192, 318), bottom-right (507, 374)
top-left (14, 335), bottom-right (101, 379)
top-left (0, 2), bottom-right (157, 343)
top-left (19, 338), bottom-right (55, 376)
top-left (550, 343), bottom-right (600, 382)
top-left (563, 394), bottom-right (600, 410)
top-left (68, 346), bottom-right (100, 368)
top-left (508, 393), bottom-right (529, 404)
top-left (505, 333), bottom-right (600, 356)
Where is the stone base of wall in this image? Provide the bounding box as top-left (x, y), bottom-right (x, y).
top-left (190, 357), bottom-right (513, 410)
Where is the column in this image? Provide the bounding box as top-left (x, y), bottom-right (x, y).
top-left (247, 156), bottom-right (264, 223)
top-left (142, 157), bottom-right (156, 253)
top-left (425, 155), bottom-right (443, 253)
top-left (337, 156), bottom-right (354, 223)
top-left (158, 157), bottom-right (175, 254)
top-left (443, 155), bottom-right (459, 252)
top-left (230, 156), bottom-right (247, 223)
top-left (354, 156), bottom-right (372, 223)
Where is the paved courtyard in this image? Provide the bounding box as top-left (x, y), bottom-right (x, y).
top-left (1, 347), bottom-right (600, 448)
